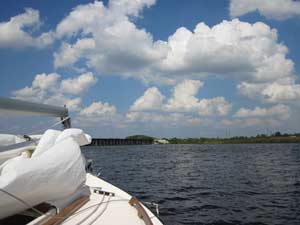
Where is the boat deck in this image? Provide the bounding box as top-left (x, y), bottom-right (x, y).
top-left (57, 174), bottom-right (162, 225)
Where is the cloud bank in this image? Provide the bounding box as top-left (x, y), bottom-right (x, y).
top-left (50, 1), bottom-right (299, 106)
top-left (13, 72), bottom-right (97, 111)
top-left (0, 8), bottom-right (54, 48)
top-left (230, 0), bottom-right (300, 20)
top-left (3, 0), bottom-right (299, 135)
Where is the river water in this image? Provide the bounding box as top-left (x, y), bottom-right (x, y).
top-left (83, 144), bottom-right (300, 225)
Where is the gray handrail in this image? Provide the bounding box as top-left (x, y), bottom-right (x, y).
top-left (0, 97), bottom-right (71, 128)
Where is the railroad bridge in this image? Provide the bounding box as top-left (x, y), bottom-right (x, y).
top-left (90, 138), bottom-right (153, 146)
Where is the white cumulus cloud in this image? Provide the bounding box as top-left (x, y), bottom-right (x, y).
top-left (51, 1), bottom-right (300, 107)
top-left (129, 79), bottom-right (232, 117)
top-left (165, 80), bottom-right (204, 112)
top-left (198, 97), bottom-right (232, 117)
top-left (165, 80), bottom-right (232, 116)
top-left (45, 95), bottom-right (82, 112)
top-left (126, 111), bottom-right (202, 126)
top-left (237, 78), bottom-right (300, 103)
top-left (235, 104), bottom-right (290, 120)
top-left (53, 0), bottom-right (167, 74)
top-left (108, 0), bottom-right (156, 17)
top-left (13, 73), bottom-right (60, 102)
top-left (53, 6), bottom-right (295, 89)
top-left (158, 19), bottom-right (294, 84)
top-left (261, 83), bottom-right (300, 103)
top-left (3, 1), bottom-right (299, 109)
top-left (0, 8), bottom-right (54, 48)
top-left (12, 72), bottom-right (97, 111)
top-left (75, 101), bottom-right (122, 127)
top-left (32, 73), bottom-right (60, 90)
top-left (60, 72), bottom-right (97, 95)
top-left (79, 101), bottom-right (117, 117)
top-left (230, 0), bottom-right (300, 20)
top-left (55, 0), bottom-right (155, 38)
top-left (130, 87), bottom-right (165, 111)
top-left (54, 38), bottom-right (96, 68)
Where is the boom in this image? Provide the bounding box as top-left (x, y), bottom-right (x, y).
top-left (0, 97), bottom-right (71, 128)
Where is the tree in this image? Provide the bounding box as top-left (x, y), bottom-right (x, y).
top-left (274, 131), bottom-right (281, 137)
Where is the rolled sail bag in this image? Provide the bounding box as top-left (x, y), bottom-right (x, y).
top-left (0, 136), bottom-right (86, 219)
top-left (55, 128), bottom-right (92, 146)
top-left (31, 129), bottom-right (61, 158)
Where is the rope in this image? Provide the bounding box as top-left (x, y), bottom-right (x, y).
top-left (50, 193), bottom-right (119, 224)
top-left (0, 187), bottom-right (115, 223)
top-left (0, 188), bottom-right (52, 218)
top-left (28, 116), bottom-right (70, 135)
top-left (1, 183), bottom-right (159, 223)
top-left (88, 194), bottom-right (112, 225)
top-left (71, 193), bottom-right (105, 225)
top-left (0, 188), bottom-right (157, 225)
top-left (60, 198), bottom-right (128, 219)
top-left (13, 117), bottom-right (70, 143)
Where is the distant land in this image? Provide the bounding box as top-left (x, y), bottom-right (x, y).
top-left (126, 135), bottom-right (154, 140)
top-left (89, 132), bottom-right (300, 146)
top-left (126, 132), bottom-right (300, 144)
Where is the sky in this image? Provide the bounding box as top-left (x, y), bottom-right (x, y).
top-left (0, 0), bottom-right (300, 138)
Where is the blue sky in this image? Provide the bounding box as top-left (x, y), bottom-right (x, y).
top-left (0, 0), bottom-right (300, 138)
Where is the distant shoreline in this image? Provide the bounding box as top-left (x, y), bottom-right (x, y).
top-left (166, 136), bottom-right (300, 144)
top-left (126, 134), bottom-right (300, 144)
top-left (88, 134), bottom-right (300, 146)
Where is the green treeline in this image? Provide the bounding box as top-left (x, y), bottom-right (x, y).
top-left (125, 135), bottom-right (154, 141)
top-left (126, 132), bottom-right (300, 144)
top-left (167, 132), bottom-right (300, 144)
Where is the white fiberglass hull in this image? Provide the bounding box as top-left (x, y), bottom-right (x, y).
top-left (44, 173), bottom-right (163, 225)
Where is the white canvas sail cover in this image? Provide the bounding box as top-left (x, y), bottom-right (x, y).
top-left (0, 128), bottom-right (91, 219)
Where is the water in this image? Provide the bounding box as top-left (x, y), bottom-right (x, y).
top-left (83, 144), bottom-right (300, 225)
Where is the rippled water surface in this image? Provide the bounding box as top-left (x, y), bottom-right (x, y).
top-left (83, 144), bottom-right (300, 225)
